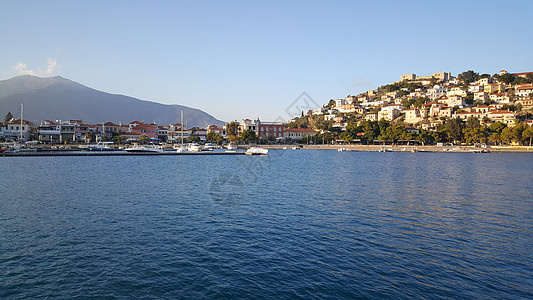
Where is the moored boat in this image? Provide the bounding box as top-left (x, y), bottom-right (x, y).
top-left (245, 146), bottom-right (269, 155)
top-left (124, 143), bottom-right (164, 153)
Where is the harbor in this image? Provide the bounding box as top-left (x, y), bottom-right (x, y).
top-left (0, 150), bottom-right (248, 157)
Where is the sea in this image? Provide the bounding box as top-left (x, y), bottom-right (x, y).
top-left (1, 150), bottom-right (532, 299)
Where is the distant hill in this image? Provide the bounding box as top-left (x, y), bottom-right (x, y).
top-left (0, 75), bottom-right (225, 127)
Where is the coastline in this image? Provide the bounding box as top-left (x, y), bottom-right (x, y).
top-left (261, 144), bottom-right (533, 153)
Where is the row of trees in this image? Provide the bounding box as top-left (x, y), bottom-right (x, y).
top-left (310, 118), bottom-right (533, 146)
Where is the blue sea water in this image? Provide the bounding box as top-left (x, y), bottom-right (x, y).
top-left (1, 150), bottom-right (532, 299)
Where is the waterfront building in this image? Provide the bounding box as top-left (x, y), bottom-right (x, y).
top-left (257, 122), bottom-right (284, 139)
top-left (5, 119), bottom-right (33, 142)
top-left (207, 125), bottom-right (224, 135)
top-left (283, 128), bottom-right (316, 140)
top-left (38, 120), bottom-right (79, 143)
top-left (239, 119), bottom-right (259, 134)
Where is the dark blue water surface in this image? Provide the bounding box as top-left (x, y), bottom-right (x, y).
top-left (1, 150), bottom-right (532, 299)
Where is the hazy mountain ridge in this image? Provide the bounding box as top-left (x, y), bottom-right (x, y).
top-left (0, 75), bottom-right (225, 127)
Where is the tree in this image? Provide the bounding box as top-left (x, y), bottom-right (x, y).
top-left (488, 132), bottom-right (502, 145)
top-left (465, 116), bottom-right (481, 130)
top-left (239, 129), bottom-right (257, 143)
top-left (526, 73), bottom-right (533, 83)
top-left (494, 73), bottom-right (515, 85)
top-left (4, 112), bottom-right (13, 123)
top-left (378, 125), bottom-right (406, 143)
top-left (489, 122), bottom-right (507, 134)
top-left (445, 117), bottom-right (464, 144)
top-left (206, 132), bottom-right (224, 145)
top-left (458, 70), bottom-right (479, 85)
top-left (139, 134), bottom-right (149, 143)
top-left (226, 121), bottom-right (239, 136)
top-left (463, 127), bottom-right (487, 144)
top-left (114, 135), bottom-right (124, 144)
top-left (522, 126), bottom-right (533, 146)
top-left (325, 99), bottom-right (336, 109)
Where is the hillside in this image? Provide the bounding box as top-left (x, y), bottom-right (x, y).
top-left (0, 75), bottom-right (225, 127)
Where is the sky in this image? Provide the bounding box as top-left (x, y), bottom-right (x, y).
top-left (1, 0), bottom-right (532, 123)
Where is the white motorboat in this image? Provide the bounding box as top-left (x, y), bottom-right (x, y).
top-left (245, 147), bottom-right (269, 155)
top-left (202, 143), bottom-right (215, 151)
top-left (338, 147), bottom-right (348, 152)
top-left (80, 141), bottom-right (115, 151)
top-left (187, 143), bottom-right (202, 152)
top-left (124, 143), bottom-right (164, 153)
top-left (226, 143), bottom-right (237, 151)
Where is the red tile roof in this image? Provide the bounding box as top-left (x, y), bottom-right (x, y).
top-left (284, 128), bottom-right (316, 132)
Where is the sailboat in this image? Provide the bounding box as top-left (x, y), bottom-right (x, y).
top-left (176, 110), bottom-right (187, 153)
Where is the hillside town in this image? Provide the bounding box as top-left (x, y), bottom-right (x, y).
top-left (1, 69), bottom-right (533, 146)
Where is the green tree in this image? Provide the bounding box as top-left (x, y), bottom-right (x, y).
top-left (114, 135), bottom-right (124, 145)
top-left (463, 127), bottom-right (487, 144)
top-left (488, 132), bottom-right (502, 145)
top-left (139, 134), bottom-right (149, 143)
top-left (501, 126), bottom-right (521, 145)
top-left (526, 73), bottom-right (533, 83)
top-left (489, 122), bottom-right (507, 134)
top-left (445, 117), bottom-right (464, 144)
top-left (522, 126), bottom-right (533, 146)
top-left (206, 132), bottom-right (224, 145)
top-left (226, 121), bottom-right (239, 136)
top-left (325, 99), bottom-right (336, 109)
top-left (458, 70), bottom-right (479, 85)
top-left (494, 73), bottom-right (515, 85)
top-left (4, 112), bottom-right (14, 123)
top-left (379, 125), bottom-right (406, 142)
top-left (465, 116), bottom-right (481, 130)
top-left (239, 129), bottom-right (257, 143)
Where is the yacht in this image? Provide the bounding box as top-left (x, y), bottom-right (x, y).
top-left (245, 146), bottom-right (269, 156)
top-left (80, 141), bottom-right (115, 151)
top-left (226, 143), bottom-right (237, 151)
top-left (187, 143), bottom-right (202, 152)
top-left (124, 143), bottom-right (164, 153)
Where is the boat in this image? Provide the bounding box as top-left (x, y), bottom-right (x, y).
top-left (245, 146), bottom-right (269, 155)
top-left (470, 148), bottom-right (491, 153)
top-left (80, 141), bottom-right (115, 151)
top-left (174, 145), bottom-right (187, 153)
top-left (338, 147), bottom-right (348, 152)
top-left (187, 143), bottom-right (202, 152)
top-left (124, 143), bottom-right (164, 153)
top-left (226, 143), bottom-right (237, 152)
top-left (202, 143), bottom-right (215, 151)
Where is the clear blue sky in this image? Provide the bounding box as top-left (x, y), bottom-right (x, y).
top-left (1, 0), bottom-right (532, 122)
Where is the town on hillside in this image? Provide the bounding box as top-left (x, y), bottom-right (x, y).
top-left (1, 69), bottom-right (533, 147)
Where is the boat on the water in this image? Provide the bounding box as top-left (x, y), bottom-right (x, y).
top-left (187, 143), bottom-right (202, 152)
top-left (245, 147), bottom-right (269, 155)
top-left (124, 143), bottom-right (164, 153)
top-left (80, 141), bottom-right (115, 151)
top-left (226, 143), bottom-right (237, 151)
top-left (338, 147), bottom-right (348, 152)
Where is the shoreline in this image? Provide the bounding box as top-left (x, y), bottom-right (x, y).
top-left (260, 144), bottom-right (533, 153)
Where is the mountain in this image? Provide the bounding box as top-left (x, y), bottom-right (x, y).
top-left (0, 75), bottom-right (225, 127)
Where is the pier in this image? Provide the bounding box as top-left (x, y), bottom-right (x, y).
top-left (1, 150), bottom-right (248, 157)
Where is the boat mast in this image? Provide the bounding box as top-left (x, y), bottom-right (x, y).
top-left (20, 102), bottom-right (23, 142)
top-left (181, 110), bottom-right (184, 147)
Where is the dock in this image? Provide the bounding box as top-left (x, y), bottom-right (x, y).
top-left (1, 150), bottom-right (248, 157)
